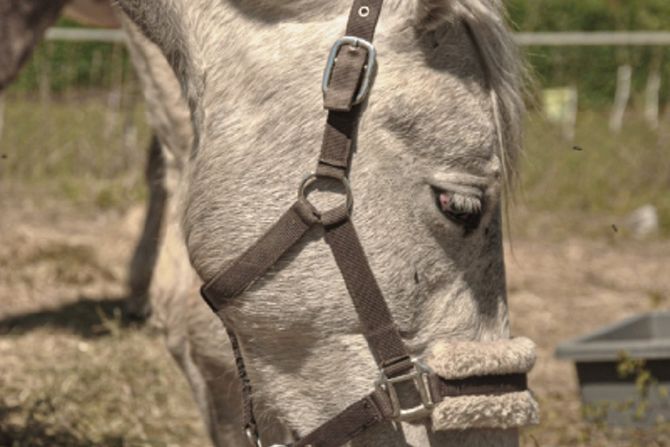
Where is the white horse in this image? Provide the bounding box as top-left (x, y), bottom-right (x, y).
top-left (115, 0), bottom-right (539, 445)
top-left (2, 0), bottom-right (539, 445)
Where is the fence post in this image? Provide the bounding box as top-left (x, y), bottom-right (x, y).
top-left (104, 43), bottom-right (123, 138)
top-left (645, 63), bottom-right (661, 130)
top-left (0, 92), bottom-right (4, 143)
top-left (543, 87), bottom-right (578, 141)
top-left (610, 65), bottom-right (632, 133)
top-left (564, 87), bottom-right (578, 141)
top-left (39, 44), bottom-right (52, 106)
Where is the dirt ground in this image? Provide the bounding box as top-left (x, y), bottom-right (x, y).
top-left (0, 198), bottom-right (209, 447)
top-left (507, 210), bottom-right (670, 446)
top-left (1, 197), bottom-right (669, 446)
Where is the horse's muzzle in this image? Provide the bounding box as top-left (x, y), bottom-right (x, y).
top-left (424, 337), bottom-right (540, 430)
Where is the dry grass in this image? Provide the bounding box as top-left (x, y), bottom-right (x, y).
top-left (0, 199), bottom-right (211, 447)
top-left (0, 329), bottom-right (205, 447)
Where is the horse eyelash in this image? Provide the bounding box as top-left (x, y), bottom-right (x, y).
top-left (446, 192), bottom-right (482, 215)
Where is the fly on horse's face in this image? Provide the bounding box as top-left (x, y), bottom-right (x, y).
top-left (116, 0), bottom-right (527, 445)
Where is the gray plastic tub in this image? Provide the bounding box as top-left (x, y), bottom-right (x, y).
top-left (556, 311), bottom-right (670, 426)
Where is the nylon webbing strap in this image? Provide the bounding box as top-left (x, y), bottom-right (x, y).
top-left (293, 389), bottom-right (393, 447)
top-left (345, 0), bottom-right (384, 41)
top-left (225, 328), bottom-right (258, 438)
top-left (431, 373), bottom-right (528, 399)
top-left (201, 200), bottom-right (319, 311)
top-left (324, 217), bottom-right (410, 369)
top-left (316, 110), bottom-right (359, 179)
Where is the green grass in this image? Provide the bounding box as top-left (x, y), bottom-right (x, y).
top-left (517, 109), bottom-right (670, 236)
top-left (0, 94), bottom-right (150, 210)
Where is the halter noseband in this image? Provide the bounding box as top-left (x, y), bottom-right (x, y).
top-left (200, 1), bottom-right (528, 445)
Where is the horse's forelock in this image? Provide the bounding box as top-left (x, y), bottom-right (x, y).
top-left (412, 0), bottom-right (526, 190)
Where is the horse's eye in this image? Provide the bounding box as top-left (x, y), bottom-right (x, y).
top-left (431, 186), bottom-right (482, 232)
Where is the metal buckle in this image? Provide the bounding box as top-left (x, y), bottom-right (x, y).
top-left (376, 360), bottom-right (435, 422)
top-left (322, 36), bottom-right (377, 105)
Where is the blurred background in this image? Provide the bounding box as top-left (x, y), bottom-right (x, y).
top-left (1, 1), bottom-right (669, 446)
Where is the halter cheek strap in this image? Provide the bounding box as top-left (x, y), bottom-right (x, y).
top-left (200, 1), bottom-right (529, 446)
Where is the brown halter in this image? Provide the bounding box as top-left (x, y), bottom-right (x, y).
top-left (200, 1), bottom-right (527, 446)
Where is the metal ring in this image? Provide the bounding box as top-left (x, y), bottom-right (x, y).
top-left (245, 427), bottom-right (262, 447)
top-left (358, 6), bottom-right (370, 17)
top-left (298, 173), bottom-right (353, 214)
top-left (245, 426), bottom-right (287, 447)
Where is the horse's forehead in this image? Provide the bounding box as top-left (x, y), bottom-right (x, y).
top-left (372, 46), bottom-right (496, 161)
top-left (188, 1), bottom-right (496, 163)
top-left (223, 16), bottom-right (490, 114)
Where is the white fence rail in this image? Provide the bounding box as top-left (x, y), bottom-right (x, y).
top-left (515, 31), bottom-right (670, 46)
top-left (44, 28), bottom-right (670, 46)
top-left (46, 28), bottom-right (125, 43)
